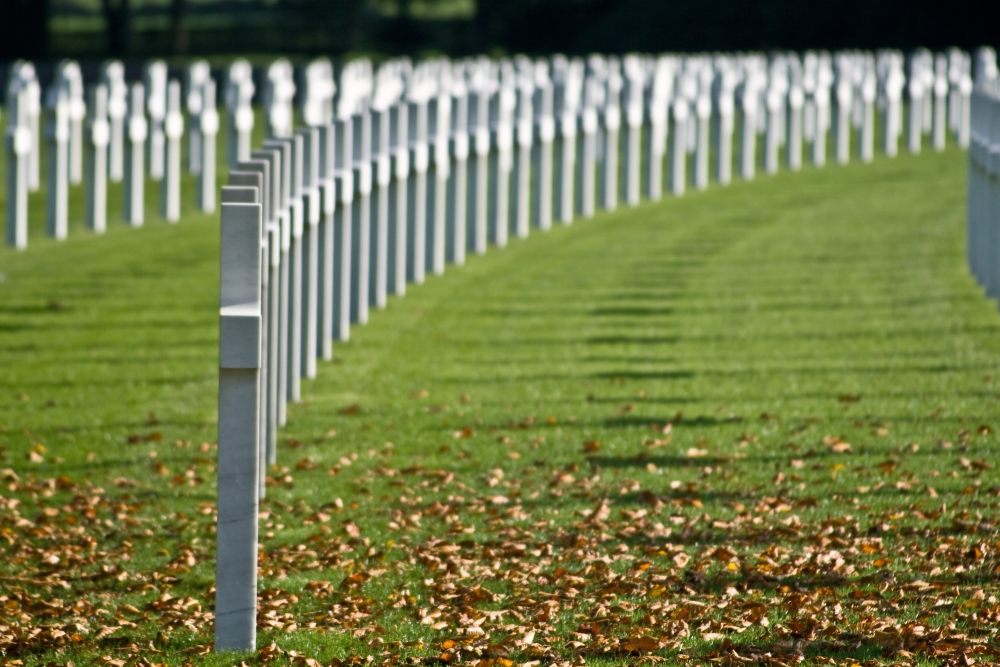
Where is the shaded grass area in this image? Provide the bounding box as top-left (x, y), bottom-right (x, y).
top-left (1, 146), bottom-right (998, 666)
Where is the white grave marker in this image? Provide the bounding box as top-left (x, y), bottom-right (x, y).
top-left (45, 79), bottom-right (71, 240)
top-left (445, 64), bottom-right (468, 263)
top-left (186, 60), bottom-right (211, 174)
top-left (214, 185), bottom-right (262, 654)
top-left (198, 77), bottom-right (220, 213)
top-left (510, 57), bottom-right (533, 237)
top-left (488, 60), bottom-right (515, 245)
top-left (124, 83), bottom-right (147, 227)
top-left (226, 60), bottom-right (256, 168)
top-left (161, 80), bottom-right (184, 222)
top-left (5, 72), bottom-right (31, 249)
top-left (85, 84), bottom-right (110, 234)
top-left (599, 58), bottom-right (621, 211)
top-left (145, 61), bottom-right (168, 180)
top-left (467, 58), bottom-right (491, 254)
top-left (534, 59), bottom-right (556, 225)
top-left (102, 60), bottom-right (128, 182)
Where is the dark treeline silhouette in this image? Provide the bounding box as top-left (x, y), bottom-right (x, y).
top-left (0, 0), bottom-right (994, 63)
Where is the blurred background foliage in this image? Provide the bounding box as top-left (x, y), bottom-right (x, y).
top-left (0, 0), bottom-right (995, 63)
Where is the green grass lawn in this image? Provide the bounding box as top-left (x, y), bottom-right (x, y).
top-left (1, 143), bottom-right (998, 667)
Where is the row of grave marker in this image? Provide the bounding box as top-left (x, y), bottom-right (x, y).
top-left (5, 46), bottom-right (994, 250)
top-left (4, 59), bottom-right (218, 248)
top-left (967, 60), bottom-right (1000, 306)
top-left (213, 46), bottom-right (998, 651)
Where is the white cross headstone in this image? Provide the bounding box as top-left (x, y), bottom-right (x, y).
top-left (226, 59), bottom-right (256, 168)
top-left (712, 57), bottom-right (735, 184)
top-left (577, 59), bottom-right (602, 213)
top-left (467, 57), bottom-right (491, 254)
top-left (19, 62), bottom-right (43, 193)
top-left (5, 71), bottom-right (31, 249)
top-left (297, 127), bottom-right (321, 381)
top-left (598, 57), bottom-right (621, 210)
top-left (488, 60), bottom-right (515, 244)
top-left (920, 49), bottom-right (934, 135)
top-left (250, 147), bottom-right (285, 438)
top-left (510, 56), bottom-right (533, 237)
top-left (145, 60), bottom-right (168, 180)
top-left (214, 184), bottom-right (262, 654)
top-left (669, 96), bottom-right (689, 194)
top-left (332, 116), bottom-right (354, 339)
top-left (102, 60), bottom-right (128, 183)
top-left (265, 59), bottom-right (296, 139)
top-left (233, 160), bottom-right (274, 474)
top-left (350, 82), bottom-right (374, 323)
top-left (786, 54), bottom-right (804, 171)
top-left (834, 53), bottom-right (853, 165)
top-left (124, 82), bottom-right (147, 227)
top-left (948, 48), bottom-right (963, 135)
top-left (737, 57), bottom-right (760, 180)
top-left (907, 52), bottom-right (925, 154)
top-left (550, 55), bottom-right (577, 220)
top-left (622, 55), bottom-right (646, 203)
top-left (445, 62), bottom-right (468, 262)
top-left (802, 52), bottom-right (818, 146)
top-left (933, 53), bottom-right (948, 151)
top-left (694, 60), bottom-right (713, 188)
top-left (198, 77), bottom-right (220, 213)
top-left (318, 122), bottom-right (337, 359)
top-left (229, 169), bottom-right (268, 498)
top-left (259, 140), bottom-right (293, 419)
top-left (859, 55), bottom-right (876, 163)
top-left (85, 84), bottom-right (110, 233)
top-left (161, 80), bottom-right (184, 222)
top-left (881, 51), bottom-right (905, 157)
top-left (64, 63), bottom-right (85, 188)
top-left (186, 60), bottom-right (212, 175)
top-left (428, 59), bottom-right (453, 270)
top-left (957, 52), bottom-right (973, 149)
top-left (407, 64), bottom-right (431, 273)
top-left (534, 59), bottom-right (556, 225)
top-left (369, 61), bottom-right (399, 305)
top-left (813, 52), bottom-right (832, 166)
top-left (45, 79), bottom-right (71, 240)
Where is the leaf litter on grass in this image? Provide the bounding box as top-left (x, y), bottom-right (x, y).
top-left (1, 437), bottom-right (999, 667)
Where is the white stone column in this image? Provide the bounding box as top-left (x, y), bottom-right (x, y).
top-left (534, 60), bottom-right (556, 226)
top-left (446, 70), bottom-right (468, 263)
top-left (669, 98), bottom-right (688, 195)
top-left (45, 82), bottom-right (71, 240)
top-left (226, 60), bottom-right (256, 168)
top-left (161, 80), bottom-right (184, 222)
top-left (5, 80), bottom-right (30, 249)
top-left (598, 58), bottom-right (620, 211)
top-left (489, 61), bottom-right (515, 245)
top-left (145, 61), bottom-right (168, 180)
top-left (124, 83), bottom-right (147, 227)
top-left (199, 78), bottom-right (220, 213)
top-left (102, 61), bottom-right (127, 183)
top-left (214, 187), bottom-right (262, 654)
top-left (85, 84), bottom-right (110, 234)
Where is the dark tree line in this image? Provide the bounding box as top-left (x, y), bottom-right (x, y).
top-left (0, 0), bottom-right (994, 62)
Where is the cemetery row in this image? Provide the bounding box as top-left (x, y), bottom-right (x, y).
top-left (4, 47), bottom-right (993, 252)
top-left (210, 46), bottom-right (997, 652)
